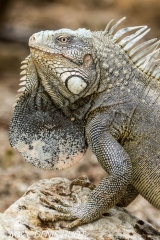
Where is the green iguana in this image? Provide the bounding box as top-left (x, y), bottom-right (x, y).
top-left (9, 17), bottom-right (160, 229)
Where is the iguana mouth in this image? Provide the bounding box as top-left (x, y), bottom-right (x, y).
top-left (29, 46), bottom-right (84, 67)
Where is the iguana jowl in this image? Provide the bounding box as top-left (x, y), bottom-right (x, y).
top-left (9, 17), bottom-right (160, 229)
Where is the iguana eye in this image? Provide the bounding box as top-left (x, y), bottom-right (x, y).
top-left (58, 36), bottom-right (69, 43)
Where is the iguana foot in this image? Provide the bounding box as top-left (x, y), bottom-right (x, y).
top-left (38, 185), bottom-right (102, 229)
top-left (70, 175), bottom-right (96, 192)
top-left (39, 195), bottom-right (91, 229)
top-left (38, 209), bottom-right (85, 230)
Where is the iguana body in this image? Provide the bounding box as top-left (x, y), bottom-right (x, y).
top-left (9, 17), bottom-right (160, 228)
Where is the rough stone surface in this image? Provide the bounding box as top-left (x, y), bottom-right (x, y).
top-left (0, 177), bottom-right (160, 240)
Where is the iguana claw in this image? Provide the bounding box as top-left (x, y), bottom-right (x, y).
top-left (69, 175), bottom-right (96, 192)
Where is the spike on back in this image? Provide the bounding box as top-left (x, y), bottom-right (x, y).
top-left (104, 18), bottom-right (160, 79)
top-left (13, 55), bottom-right (39, 110)
top-left (17, 57), bottom-right (29, 94)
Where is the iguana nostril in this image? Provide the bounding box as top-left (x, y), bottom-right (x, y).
top-left (32, 36), bottom-right (36, 42)
top-left (29, 36), bottom-right (37, 45)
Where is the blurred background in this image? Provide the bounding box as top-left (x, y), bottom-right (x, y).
top-left (0, 0), bottom-right (160, 231)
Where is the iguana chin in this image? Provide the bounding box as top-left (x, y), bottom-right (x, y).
top-left (9, 17), bottom-right (160, 229)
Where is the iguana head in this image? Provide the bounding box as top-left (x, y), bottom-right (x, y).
top-left (28, 28), bottom-right (99, 107)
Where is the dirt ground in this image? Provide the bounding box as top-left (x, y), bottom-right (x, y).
top-left (0, 0), bottom-right (160, 231)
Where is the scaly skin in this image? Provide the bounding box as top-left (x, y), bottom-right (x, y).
top-left (9, 20), bottom-right (160, 229)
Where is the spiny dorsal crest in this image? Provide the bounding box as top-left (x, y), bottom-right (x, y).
top-left (104, 17), bottom-right (160, 80)
top-left (13, 56), bottom-right (30, 109)
top-left (14, 55), bottom-right (39, 109)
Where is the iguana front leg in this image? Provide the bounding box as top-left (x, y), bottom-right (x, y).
top-left (39, 113), bottom-right (132, 229)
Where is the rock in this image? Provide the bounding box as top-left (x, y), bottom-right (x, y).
top-left (0, 177), bottom-right (160, 240)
